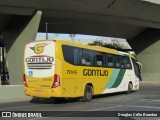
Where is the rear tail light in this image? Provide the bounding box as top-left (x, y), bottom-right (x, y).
top-left (51, 74), bottom-right (60, 88)
top-left (23, 74), bottom-right (28, 87)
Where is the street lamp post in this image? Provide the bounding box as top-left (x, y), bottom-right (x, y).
top-left (69, 34), bottom-right (76, 43)
top-left (2, 46), bottom-right (5, 85)
top-left (45, 23), bottom-right (48, 40)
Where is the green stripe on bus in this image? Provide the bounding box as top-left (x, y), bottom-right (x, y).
top-left (111, 69), bottom-right (126, 88)
top-left (105, 69), bottom-right (120, 89)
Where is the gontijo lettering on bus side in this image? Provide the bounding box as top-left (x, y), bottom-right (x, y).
top-left (83, 69), bottom-right (108, 76)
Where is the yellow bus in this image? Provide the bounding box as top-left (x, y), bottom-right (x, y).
top-left (24, 40), bottom-right (141, 102)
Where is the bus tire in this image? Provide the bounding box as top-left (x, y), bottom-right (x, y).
top-left (126, 82), bottom-right (133, 94)
top-left (81, 85), bottom-right (93, 102)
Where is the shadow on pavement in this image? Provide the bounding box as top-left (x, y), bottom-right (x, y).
top-left (29, 97), bottom-right (80, 104)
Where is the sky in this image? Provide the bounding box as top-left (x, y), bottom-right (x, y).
top-left (37, 32), bottom-right (126, 42)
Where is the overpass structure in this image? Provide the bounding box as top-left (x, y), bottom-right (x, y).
top-left (0, 0), bottom-right (160, 85)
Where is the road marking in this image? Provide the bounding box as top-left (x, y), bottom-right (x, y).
top-left (129, 105), bottom-right (160, 109)
top-left (139, 99), bottom-right (160, 102)
top-left (0, 104), bottom-right (42, 110)
top-left (87, 105), bottom-right (122, 111)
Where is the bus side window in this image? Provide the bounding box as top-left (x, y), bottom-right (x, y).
top-left (73, 48), bottom-right (80, 65)
top-left (62, 45), bottom-right (74, 64)
top-left (81, 49), bottom-right (94, 66)
top-left (124, 57), bottom-right (132, 69)
top-left (81, 59), bottom-right (86, 65)
top-left (118, 56), bottom-right (132, 69)
top-left (116, 56), bottom-right (121, 68)
top-left (107, 55), bottom-right (115, 67)
top-left (95, 52), bottom-right (105, 67)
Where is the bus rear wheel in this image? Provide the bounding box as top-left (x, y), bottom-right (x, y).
top-left (81, 85), bottom-right (93, 102)
top-left (126, 82), bottom-right (133, 94)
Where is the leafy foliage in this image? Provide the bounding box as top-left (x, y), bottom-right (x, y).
top-left (88, 39), bottom-right (128, 50)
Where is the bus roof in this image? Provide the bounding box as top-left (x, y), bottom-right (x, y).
top-left (56, 40), bottom-right (118, 54)
top-left (30, 39), bottom-right (137, 60)
top-left (56, 40), bottom-right (137, 59)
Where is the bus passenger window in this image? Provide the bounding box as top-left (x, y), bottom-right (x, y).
top-left (62, 45), bottom-right (74, 64)
top-left (73, 48), bottom-right (80, 65)
top-left (107, 55), bottom-right (115, 67)
top-left (95, 52), bottom-right (105, 67)
top-left (81, 50), bottom-right (93, 66)
top-left (126, 63), bottom-right (131, 69)
top-left (97, 61), bottom-right (102, 66)
top-left (81, 59), bottom-right (86, 65)
top-left (116, 56), bottom-right (121, 68)
top-left (123, 57), bottom-right (132, 69)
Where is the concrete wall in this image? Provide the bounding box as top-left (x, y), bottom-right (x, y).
top-left (2, 11), bottom-right (42, 85)
top-left (129, 29), bottom-right (160, 81)
top-left (137, 39), bottom-right (160, 81)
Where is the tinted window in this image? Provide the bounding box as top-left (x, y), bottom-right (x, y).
top-left (62, 45), bottom-right (132, 69)
top-left (73, 48), bottom-right (81, 65)
top-left (122, 57), bottom-right (132, 69)
top-left (116, 56), bottom-right (121, 68)
top-left (95, 52), bottom-right (105, 67)
top-left (116, 55), bottom-right (132, 69)
top-left (62, 45), bottom-right (74, 64)
top-left (107, 55), bottom-right (115, 67)
top-left (81, 49), bottom-right (94, 66)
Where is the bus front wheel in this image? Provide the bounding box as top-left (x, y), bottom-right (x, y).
top-left (81, 85), bottom-right (93, 102)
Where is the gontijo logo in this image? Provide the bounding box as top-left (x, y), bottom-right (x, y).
top-left (30, 43), bottom-right (48, 54)
top-left (26, 55), bottom-right (54, 69)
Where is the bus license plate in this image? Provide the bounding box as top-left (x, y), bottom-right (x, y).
top-left (35, 90), bottom-right (42, 94)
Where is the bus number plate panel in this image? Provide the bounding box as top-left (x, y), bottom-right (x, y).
top-left (35, 90), bottom-right (42, 94)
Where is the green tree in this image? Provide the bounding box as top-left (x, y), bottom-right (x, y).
top-left (88, 39), bottom-right (129, 50)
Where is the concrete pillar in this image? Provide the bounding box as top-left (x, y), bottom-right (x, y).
top-left (2, 11), bottom-right (42, 85)
top-left (129, 29), bottom-right (160, 81)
